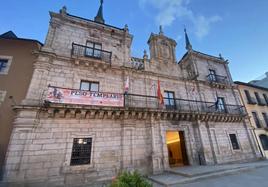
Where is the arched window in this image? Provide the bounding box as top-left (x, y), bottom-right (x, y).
top-left (259, 134), bottom-right (268, 150)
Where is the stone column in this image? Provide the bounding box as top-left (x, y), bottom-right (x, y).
top-left (22, 54), bottom-right (52, 106)
top-left (3, 109), bottom-right (37, 182)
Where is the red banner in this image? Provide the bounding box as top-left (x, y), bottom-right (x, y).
top-left (46, 86), bottom-right (124, 107)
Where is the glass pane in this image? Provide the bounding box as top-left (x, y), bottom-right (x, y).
top-left (90, 83), bottom-right (99, 92)
top-left (94, 49), bottom-right (101, 58)
top-left (169, 99), bottom-right (175, 106)
top-left (168, 92), bottom-right (174, 99)
top-left (86, 42), bottom-right (94, 48)
top-left (164, 92), bottom-right (169, 98)
top-left (80, 82), bottom-right (90, 90)
top-left (164, 98), bottom-right (169, 105)
top-left (85, 48), bottom-right (93, 56)
top-left (95, 44), bottom-right (102, 49)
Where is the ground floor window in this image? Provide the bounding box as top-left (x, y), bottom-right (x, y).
top-left (259, 134), bottom-right (268, 150)
top-left (70, 138), bottom-right (92, 166)
top-left (229, 134), bottom-right (240, 150)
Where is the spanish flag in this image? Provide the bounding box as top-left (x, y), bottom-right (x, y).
top-left (157, 80), bottom-right (164, 105)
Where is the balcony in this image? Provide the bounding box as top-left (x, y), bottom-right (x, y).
top-left (43, 86), bottom-right (246, 122)
top-left (207, 74), bottom-right (228, 88)
top-left (124, 94), bottom-right (246, 116)
top-left (71, 43), bottom-right (112, 64)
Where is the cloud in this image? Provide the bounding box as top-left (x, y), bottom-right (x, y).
top-left (139, 0), bottom-right (221, 39)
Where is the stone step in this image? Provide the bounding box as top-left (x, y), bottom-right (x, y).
top-left (148, 161), bottom-right (268, 187)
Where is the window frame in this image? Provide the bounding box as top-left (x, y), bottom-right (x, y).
top-left (229, 134), bottom-right (240, 150)
top-left (244, 90), bottom-right (253, 103)
top-left (208, 69), bottom-right (217, 82)
top-left (262, 112), bottom-right (268, 127)
top-left (216, 97), bottom-right (227, 112)
top-left (0, 56), bottom-right (12, 75)
top-left (164, 91), bottom-right (176, 109)
top-left (263, 93), bottom-right (268, 105)
top-left (80, 80), bottom-right (99, 92)
top-left (259, 135), bottom-right (268, 151)
top-left (254, 92), bottom-right (262, 105)
top-left (85, 41), bottom-right (102, 58)
top-left (70, 137), bottom-right (93, 166)
top-left (252, 111), bottom-right (261, 128)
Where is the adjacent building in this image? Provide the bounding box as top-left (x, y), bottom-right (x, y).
top-left (235, 81), bottom-right (268, 158)
top-left (249, 72), bottom-right (268, 88)
top-left (0, 31), bottom-right (42, 177)
top-left (2, 2), bottom-right (260, 186)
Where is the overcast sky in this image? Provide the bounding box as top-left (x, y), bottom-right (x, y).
top-left (0, 0), bottom-right (267, 82)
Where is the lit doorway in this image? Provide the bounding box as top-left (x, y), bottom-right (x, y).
top-left (166, 131), bottom-right (189, 167)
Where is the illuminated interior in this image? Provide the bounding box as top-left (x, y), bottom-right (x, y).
top-left (166, 131), bottom-right (187, 167)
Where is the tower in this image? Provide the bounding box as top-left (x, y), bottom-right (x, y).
top-left (147, 26), bottom-right (177, 63)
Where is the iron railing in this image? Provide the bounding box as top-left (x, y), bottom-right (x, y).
top-left (124, 94), bottom-right (246, 116)
top-left (207, 74), bottom-right (228, 85)
top-left (71, 43), bottom-right (112, 64)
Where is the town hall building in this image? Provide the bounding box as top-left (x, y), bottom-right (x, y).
top-left (2, 1), bottom-right (261, 186)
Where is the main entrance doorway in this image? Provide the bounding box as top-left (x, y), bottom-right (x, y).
top-left (166, 131), bottom-right (189, 167)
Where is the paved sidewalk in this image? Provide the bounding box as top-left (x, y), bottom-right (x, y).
top-left (149, 160), bottom-right (268, 187)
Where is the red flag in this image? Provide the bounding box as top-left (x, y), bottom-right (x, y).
top-left (157, 80), bottom-right (164, 105)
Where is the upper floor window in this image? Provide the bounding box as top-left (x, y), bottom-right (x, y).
top-left (164, 91), bottom-right (176, 109)
top-left (263, 94), bottom-right (268, 105)
top-left (254, 92), bottom-right (263, 105)
top-left (229, 134), bottom-right (240, 150)
top-left (216, 97), bottom-right (226, 112)
top-left (0, 59), bottom-right (8, 72)
top-left (244, 90), bottom-right (256, 104)
top-left (85, 41), bottom-right (102, 58)
top-left (80, 81), bottom-right (99, 92)
top-left (70, 138), bottom-right (92, 166)
top-left (262, 113), bottom-right (268, 127)
top-left (252, 112), bottom-right (261, 128)
top-left (259, 135), bottom-right (268, 150)
top-left (208, 69), bottom-right (217, 82)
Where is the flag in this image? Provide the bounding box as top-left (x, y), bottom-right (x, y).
top-left (157, 80), bottom-right (164, 105)
top-left (124, 76), bottom-right (129, 94)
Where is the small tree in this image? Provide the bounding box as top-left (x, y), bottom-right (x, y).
top-left (110, 170), bottom-right (152, 187)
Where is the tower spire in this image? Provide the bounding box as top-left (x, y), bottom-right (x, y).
top-left (184, 28), bottom-right (192, 51)
top-left (94, 0), bottom-right (105, 24)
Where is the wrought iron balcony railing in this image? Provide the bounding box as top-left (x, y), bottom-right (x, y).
top-left (207, 74), bottom-right (228, 85)
top-left (71, 43), bottom-right (112, 64)
top-left (124, 94), bottom-right (246, 116)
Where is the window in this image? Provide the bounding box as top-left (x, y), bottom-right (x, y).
top-left (70, 138), bottom-right (92, 166)
top-left (229, 134), bottom-right (240, 150)
top-left (164, 91), bottom-right (176, 109)
top-left (259, 135), bottom-right (268, 150)
top-left (216, 97), bottom-right (226, 112)
top-left (0, 90), bottom-right (7, 106)
top-left (244, 90), bottom-right (253, 104)
top-left (0, 59), bottom-right (8, 72)
top-left (262, 113), bottom-right (268, 127)
top-left (208, 69), bottom-right (217, 82)
top-left (263, 94), bottom-right (268, 105)
top-left (85, 41), bottom-right (102, 58)
top-left (80, 81), bottom-right (99, 92)
top-left (252, 112), bottom-right (261, 128)
top-left (254, 92), bottom-right (264, 105)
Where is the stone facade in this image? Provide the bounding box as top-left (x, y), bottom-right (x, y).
top-left (235, 81), bottom-right (268, 158)
top-left (2, 6), bottom-right (261, 186)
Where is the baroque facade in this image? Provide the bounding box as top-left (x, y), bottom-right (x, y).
top-left (3, 3), bottom-right (261, 186)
